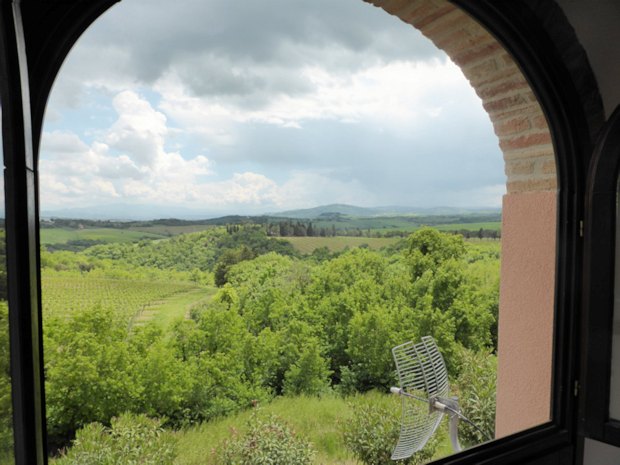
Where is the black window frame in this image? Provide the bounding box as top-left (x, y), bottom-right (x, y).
top-left (580, 104), bottom-right (620, 447)
top-left (0, 1), bottom-right (600, 463)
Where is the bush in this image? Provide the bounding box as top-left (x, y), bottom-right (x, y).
top-left (0, 302), bottom-right (13, 463)
top-left (342, 395), bottom-right (437, 465)
top-left (454, 348), bottom-right (497, 446)
top-left (54, 413), bottom-right (177, 465)
top-left (215, 410), bottom-right (315, 465)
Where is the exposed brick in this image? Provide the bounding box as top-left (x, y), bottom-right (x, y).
top-left (378, 0), bottom-right (419, 16)
top-left (453, 42), bottom-right (503, 67)
top-left (470, 62), bottom-right (520, 88)
top-left (506, 160), bottom-right (536, 176)
top-left (365, 0), bottom-right (401, 8)
top-left (389, 1), bottom-right (439, 24)
top-left (531, 114), bottom-right (549, 130)
top-left (502, 145), bottom-right (554, 162)
top-left (483, 94), bottom-right (530, 114)
top-left (494, 116), bottom-right (531, 137)
top-left (500, 133), bottom-right (552, 151)
top-left (540, 158), bottom-right (557, 174)
top-left (435, 28), bottom-right (495, 56)
top-left (464, 59), bottom-right (499, 83)
top-left (507, 177), bottom-right (557, 193)
top-left (501, 53), bottom-right (516, 67)
top-left (478, 79), bottom-right (530, 100)
top-left (419, 10), bottom-right (471, 40)
top-left (411, 4), bottom-right (458, 30)
top-left (493, 103), bottom-right (544, 123)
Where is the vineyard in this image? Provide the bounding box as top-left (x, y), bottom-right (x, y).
top-left (41, 273), bottom-right (199, 322)
top-left (40, 227), bottom-right (166, 245)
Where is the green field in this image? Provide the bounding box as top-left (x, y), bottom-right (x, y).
top-left (283, 234), bottom-right (500, 254)
top-left (41, 273), bottom-right (200, 321)
top-left (40, 227), bottom-right (166, 245)
top-left (434, 222), bottom-right (501, 232)
top-left (174, 392), bottom-right (451, 465)
top-left (128, 224), bottom-right (215, 236)
top-left (133, 286), bottom-right (216, 328)
top-left (309, 217), bottom-right (501, 233)
top-left (284, 236), bottom-right (401, 254)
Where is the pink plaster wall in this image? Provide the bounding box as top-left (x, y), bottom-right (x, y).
top-left (495, 190), bottom-right (557, 438)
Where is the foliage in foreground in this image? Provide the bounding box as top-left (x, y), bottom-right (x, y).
top-left (0, 302), bottom-right (13, 464)
top-left (54, 413), bottom-right (177, 465)
top-left (342, 395), bottom-right (438, 465)
top-left (40, 227), bottom-right (499, 452)
top-left (174, 394), bottom-right (357, 465)
top-left (215, 410), bottom-right (315, 465)
top-left (454, 347), bottom-right (497, 446)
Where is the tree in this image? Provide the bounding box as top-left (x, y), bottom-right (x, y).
top-left (214, 246), bottom-right (255, 286)
top-left (45, 305), bottom-right (141, 441)
top-left (283, 339), bottom-right (332, 396)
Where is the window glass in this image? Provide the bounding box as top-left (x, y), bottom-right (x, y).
top-left (38, 1), bottom-right (557, 463)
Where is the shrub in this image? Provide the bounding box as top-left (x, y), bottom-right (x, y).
top-left (54, 413), bottom-right (177, 465)
top-left (342, 396), bottom-right (437, 465)
top-left (0, 302), bottom-right (13, 463)
top-left (215, 410), bottom-right (315, 465)
top-left (454, 348), bottom-right (497, 447)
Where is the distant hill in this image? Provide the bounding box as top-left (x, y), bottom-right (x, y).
top-left (42, 202), bottom-right (501, 223)
top-left (270, 204), bottom-right (500, 219)
top-left (271, 204), bottom-right (379, 219)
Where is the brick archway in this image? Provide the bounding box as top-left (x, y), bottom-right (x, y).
top-left (364, 0), bottom-right (562, 438)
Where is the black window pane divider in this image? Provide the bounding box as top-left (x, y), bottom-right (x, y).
top-left (0, 1), bottom-right (46, 463)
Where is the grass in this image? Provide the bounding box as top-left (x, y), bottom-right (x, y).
top-left (128, 224), bottom-right (214, 236)
top-left (465, 238), bottom-right (501, 252)
top-left (434, 222), bottom-right (501, 232)
top-left (284, 236), bottom-right (401, 254)
top-left (134, 286), bottom-right (217, 328)
top-left (175, 394), bottom-right (356, 465)
top-left (40, 227), bottom-right (166, 245)
top-left (174, 392), bottom-right (454, 465)
top-left (284, 234), bottom-right (500, 255)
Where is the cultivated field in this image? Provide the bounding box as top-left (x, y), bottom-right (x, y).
top-left (40, 227), bottom-right (166, 245)
top-left (41, 273), bottom-right (201, 323)
top-left (284, 236), bottom-right (401, 254)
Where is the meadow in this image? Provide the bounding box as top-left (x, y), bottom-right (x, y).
top-left (40, 227), bottom-right (166, 245)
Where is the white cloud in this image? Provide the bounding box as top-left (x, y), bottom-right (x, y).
top-left (154, 57), bottom-right (473, 143)
top-left (277, 171), bottom-right (376, 209)
top-left (40, 91), bottom-right (214, 208)
top-left (40, 0), bottom-right (505, 215)
top-left (105, 91), bottom-right (168, 167)
top-left (40, 90), bottom-right (379, 212)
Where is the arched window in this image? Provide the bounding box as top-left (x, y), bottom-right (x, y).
top-left (0, 1), bottom-right (607, 464)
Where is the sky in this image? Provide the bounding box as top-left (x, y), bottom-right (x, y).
top-left (39, 0), bottom-right (505, 219)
